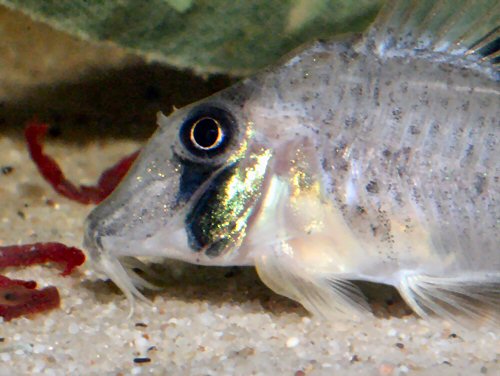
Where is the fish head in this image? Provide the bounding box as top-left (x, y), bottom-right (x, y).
top-left (84, 74), bottom-right (327, 301)
top-left (83, 80), bottom-right (282, 290)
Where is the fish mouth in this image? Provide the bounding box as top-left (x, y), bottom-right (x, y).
top-left (83, 225), bottom-right (154, 315)
top-left (83, 198), bottom-right (194, 310)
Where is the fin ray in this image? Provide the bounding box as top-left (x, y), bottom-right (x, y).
top-left (120, 256), bottom-right (165, 291)
top-left (399, 273), bottom-right (500, 327)
top-left (255, 253), bottom-right (371, 320)
top-left (367, 0), bottom-right (500, 75)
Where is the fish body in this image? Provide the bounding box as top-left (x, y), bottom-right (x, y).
top-left (255, 36), bottom-right (499, 280)
top-left (84, 1), bottom-right (499, 324)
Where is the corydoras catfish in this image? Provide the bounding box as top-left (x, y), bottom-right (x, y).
top-left (84, 0), bottom-right (499, 326)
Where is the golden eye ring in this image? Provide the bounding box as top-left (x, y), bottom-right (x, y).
top-left (180, 105), bottom-right (235, 158)
top-left (189, 117), bottom-right (224, 150)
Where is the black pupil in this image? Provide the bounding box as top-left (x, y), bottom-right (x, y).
top-left (192, 118), bottom-right (221, 149)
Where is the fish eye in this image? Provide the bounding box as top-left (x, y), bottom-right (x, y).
top-left (190, 117), bottom-right (223, 150)
top-left (180, 106), bottom-right (235, 157)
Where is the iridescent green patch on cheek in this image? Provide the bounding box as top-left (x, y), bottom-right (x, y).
top-left (185, 148), bottom-right (272, 257)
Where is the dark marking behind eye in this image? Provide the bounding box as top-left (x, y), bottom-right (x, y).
top-left (184, 163), bottom-right (237, 256)
top-left (176, 157), bottom-right (219, 204)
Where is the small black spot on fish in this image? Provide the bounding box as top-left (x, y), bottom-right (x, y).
top-left (393, 191), bottom-right (403, 206)
top-left (440, 98), bottom-right (449, 109)
top-left (373, 79), bottom-right (380, 106)
top-left (477, 116), bottom-right (486, 128)
top-left (419, 91), bottom-right (429, 106)
top-left (464, 144), bottom-right (474, 158)
top-left (350, 84), bottom-right (363, 97)
top-left (339, 162), bottom-right (349, 172)
top-left (382, 149), bottom-right (392, 158)
top-left (356, 206), bottom-right (366, 215)
top-left (337, 85), bottom-right (345, 101)
top-left (394, 147), bottom-right (411, 164)
top-left (392, 107), bottom-right (402, 122)
top-left (1, 166), bottom-right (13, 175)
top-left (486, 133), bottom-right (495, 151)
top-left (321, 158), bottom-right (329, 171)
top-left (366, 180), bottom-right (379, 194)
top-left (430, 122), bottom-right (440, 136)
top-left (301, 94), bottom-right (312, 102)
top-left (474, 174), bottom-right (487, 195)
top-left (344, 116), bottom-right (358, 129)
top-left (389, 91), bottom-right (396, 103)
top-left (411, 187), bottom-right (421, 205)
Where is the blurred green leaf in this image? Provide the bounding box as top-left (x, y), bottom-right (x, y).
top-left (0, 0), bottom-right (381, 75)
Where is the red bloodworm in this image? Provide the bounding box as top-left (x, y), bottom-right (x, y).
top-left (0, 275), bottom-right (60, 322)
top-left (0, 121), bottom-right (139, 321)
top-left (25, 120), bottom-right (140, 204)
top-left (0, 243), bottom-right (86, 276)
top-left (0, 242), bottom-right (84, 321)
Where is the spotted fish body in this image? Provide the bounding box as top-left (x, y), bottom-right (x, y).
top-left (84, 1), bottom-right (499, 325)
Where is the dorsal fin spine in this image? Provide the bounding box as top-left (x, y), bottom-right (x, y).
top-left (366, 0), bottom-right (499, 75)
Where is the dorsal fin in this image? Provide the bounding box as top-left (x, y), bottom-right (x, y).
top-left (365, 0), bottom-right (499, 77)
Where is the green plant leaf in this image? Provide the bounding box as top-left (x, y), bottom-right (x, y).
top-left (0, 0), bottom-right (381, 75)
